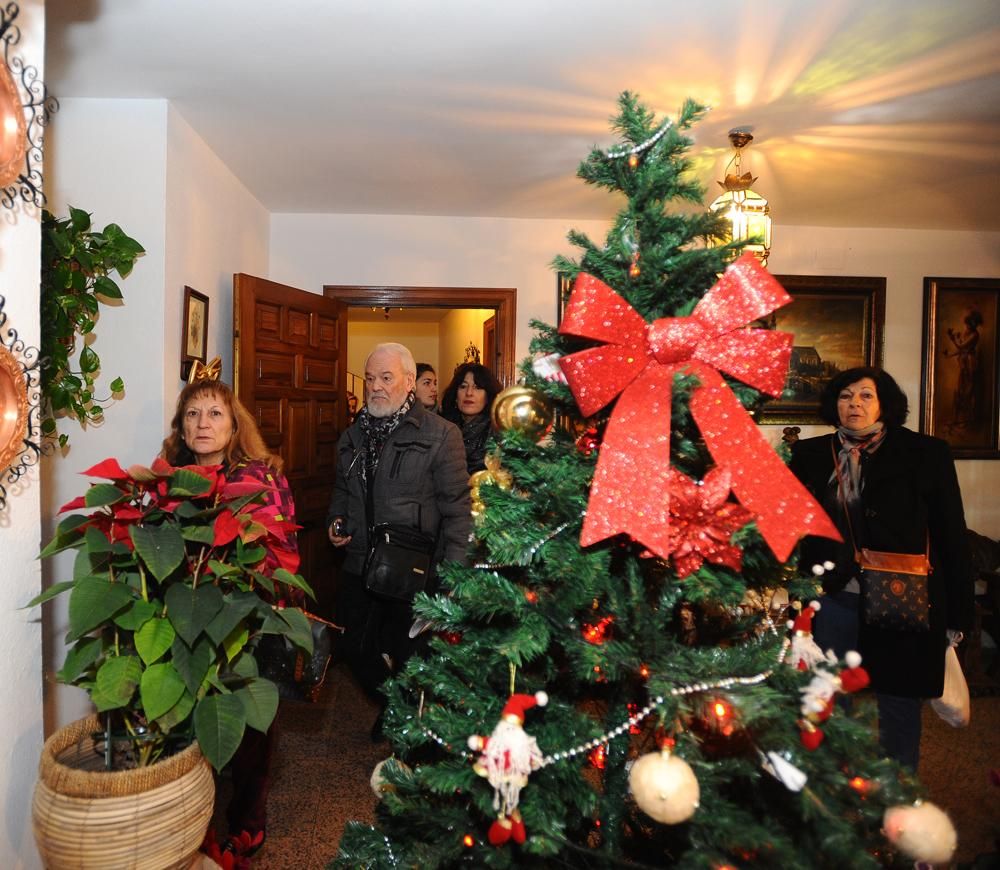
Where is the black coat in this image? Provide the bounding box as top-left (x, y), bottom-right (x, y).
top-left (789, 427), bottom-right (973, 697)
top-left (327, 402), bottom-right (472, 576)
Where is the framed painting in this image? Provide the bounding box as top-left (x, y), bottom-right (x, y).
top-left (759, 275), bottom-right (886, 424)
top-left (557, 271), bottom-right (573, 326)
top-left (920, 277), bottom-right (1000, 458)
top-left (180, 286), bottom-right (209, 381)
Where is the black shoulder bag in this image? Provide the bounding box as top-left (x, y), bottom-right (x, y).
top-left (832, 440), bottom-right (931, 632)
top-left (363, 523), bottom-right (438, 602)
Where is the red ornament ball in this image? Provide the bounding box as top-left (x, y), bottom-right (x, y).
top-left (576, 427), bottom-right (600, 457)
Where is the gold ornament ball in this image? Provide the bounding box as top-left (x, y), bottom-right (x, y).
top-left (883, 801), bottom-right (956, 865)
top-left (490, 385), bottom-right (553, 440)
top-left (371, 757), bottom-right (411, 799)
top-left (628, 749), bottom-right (700, 824)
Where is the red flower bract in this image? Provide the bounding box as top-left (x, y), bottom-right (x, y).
top-left (667, 466), bottom-right (754, 578)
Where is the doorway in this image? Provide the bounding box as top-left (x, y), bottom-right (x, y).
top-left (322, 284), bottom-right (517, 388)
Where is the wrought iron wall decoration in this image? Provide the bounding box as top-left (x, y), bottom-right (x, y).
top-left (0, 2), bottom-right (57, 209)
top-left (0, 294), bottom-right (41, 509)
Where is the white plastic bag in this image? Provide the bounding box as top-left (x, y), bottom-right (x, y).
top-left (930, 645), bottom-right (970, 728)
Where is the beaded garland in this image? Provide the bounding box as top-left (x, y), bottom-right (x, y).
top-left (606, 117), bottom-right (673, 160)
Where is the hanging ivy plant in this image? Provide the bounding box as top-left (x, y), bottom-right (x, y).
top-left (40, 207), bottom-right (144, 447)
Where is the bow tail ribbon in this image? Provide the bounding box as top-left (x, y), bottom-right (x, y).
top-left (690, 364), bottom-right (842, 560)
top-left (580, 365), bottom-right (676, 557)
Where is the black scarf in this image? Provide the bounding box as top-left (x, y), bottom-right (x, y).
top-left (356, 391), bottom-right (415, 489)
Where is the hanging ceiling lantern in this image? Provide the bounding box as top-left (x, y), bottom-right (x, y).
top-left (709, 130), bottom-right (771, 267)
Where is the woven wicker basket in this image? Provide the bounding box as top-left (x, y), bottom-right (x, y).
top-left (32, 715), bottom-right (215, 869)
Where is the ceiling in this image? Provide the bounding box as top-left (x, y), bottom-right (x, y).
top-left (45, 0), bottom-right (1000, 230)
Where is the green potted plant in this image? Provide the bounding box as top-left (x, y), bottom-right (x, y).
top-left (27, 456), bottom-right (315, 867)
top-left (40, 207), bottom-right (145, 447)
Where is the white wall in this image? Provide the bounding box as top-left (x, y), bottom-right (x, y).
top-left (269, 213), bottom-right (611, 365)
top-left (43, 98), bottom-right (270, 734)
top-left (164, 105), bottom-right (269, 391)
top-left (271, 214), bottom-right (1000, 538)
top-left (43, 97), bottom-right (170, 730)
top-left (0, 3), bottom-right (45, 865)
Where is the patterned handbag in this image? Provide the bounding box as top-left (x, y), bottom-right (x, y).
top-left (832, 439), bottom-right (931, 632)
top-left (857, 548), bottom-right (931, 631)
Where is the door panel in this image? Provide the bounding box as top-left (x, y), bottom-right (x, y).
top-left (234, 273), bottom-right (347, 620)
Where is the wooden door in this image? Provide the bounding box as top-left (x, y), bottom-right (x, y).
top-left (483, 314), bottom-right (497, 378)
top-left (233, 274), bottom-right (347, 619)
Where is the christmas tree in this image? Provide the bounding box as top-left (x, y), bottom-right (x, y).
top-left (335, 94), bottom-right (955, 868)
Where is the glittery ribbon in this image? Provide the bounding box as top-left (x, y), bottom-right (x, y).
top-left (557, 253), bottom-right (841, 561)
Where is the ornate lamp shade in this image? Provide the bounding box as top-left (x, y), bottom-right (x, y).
top-left (709, 131), bottom-right (771, 267)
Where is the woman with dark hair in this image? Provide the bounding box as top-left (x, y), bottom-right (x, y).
top-left (415, 362), bottom-right (439, 412)
top-left (441, 362), bottom-right (503, 474)
top-left (789, 366), bottom-right (973, 770)
top-left (162, 377), bottom-right (298, 857)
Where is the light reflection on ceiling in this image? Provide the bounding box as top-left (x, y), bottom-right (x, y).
top-left (45, 0), bottom-right (1000, 230)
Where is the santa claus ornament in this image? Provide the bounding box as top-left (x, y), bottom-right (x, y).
top-left (798, 651), bottom-right (870, 750)
top-left (468, 691), bottom-right (548, 846)
top-left (788, 601), bottom-right (826, 670)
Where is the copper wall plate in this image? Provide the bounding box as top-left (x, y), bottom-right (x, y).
top-left (0, 58), bottom-right (26, 188)
top-left (0, 344), bottom-right (28, 474)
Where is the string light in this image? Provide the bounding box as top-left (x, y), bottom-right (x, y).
top-left (462, 834), bottom-right (475, 848)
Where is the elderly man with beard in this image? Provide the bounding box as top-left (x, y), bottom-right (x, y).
top-left (327, 343), bottom-right (471, 736)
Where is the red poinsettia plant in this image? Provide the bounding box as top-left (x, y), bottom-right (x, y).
top-left (29, 457), bottom-right (314, 771)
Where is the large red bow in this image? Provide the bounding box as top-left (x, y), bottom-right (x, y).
top-left (558, 253), bottom-right (841, 562)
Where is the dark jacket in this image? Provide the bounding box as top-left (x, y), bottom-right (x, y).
top-left (789, 427), bottom-right (974, 697)
top-left (326, 402), bottom-right (472, 576)
top-left (443, 410), bottom-right (492, 475)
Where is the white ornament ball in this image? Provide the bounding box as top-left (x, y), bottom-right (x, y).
top-left (628, 750), bottom-right (700, 824)
top-left (370, 757), bottom-right (410, 798)
top-left (883, 801), bottom-right (957, 865)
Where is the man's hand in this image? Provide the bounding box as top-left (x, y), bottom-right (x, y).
top-left (328, 517), bottom-right (352, 547)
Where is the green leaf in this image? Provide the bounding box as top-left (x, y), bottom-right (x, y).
top-left (84, 483), bottom-right (126, 508)
top-left (135, 616), bottom-right (176, 664)
top-left (79, 345), bottom-right (99, 374)
top-left (40, 526), bottom-right (86, 559)
top-left (84, 524), bottom-right (112, 555)
top-left (275, 607), bottom-right (314, 655)
top-left (67, 575), bottom-right (134, 641)
top-left (193, 694), bottom-right (246, 770)
top-left (171, 635), bottom-right (214, 696)
top-left (130, 523), bottom-right (185, 582)
top-left (181, 525), bottom-right (215, 545)
top-left (155, 689), bottom-right (195, 733)
top-left (93, 654), bottom-right (142, 711)
top-left (167, 468), bottom-right (215, 497)
top-left (234, 678), bottom-right (279, 733)
top-left (204, 592), bottom-right (259, 646)
top-left (58, 636), bottom-right (104, 682)
top-left (223, 625), bottom-right (249, 663)
top-left (68, 205), bottom-right (91, 232)
top-left (113, 598), bottom-right (158, 630)
top-left (165, 583), bottom-right (224, 645)
top-left (93, 276), bottom-right (123, 300)
top-left (273, 568), bottom-right (315, 601)
top-left (229, 651), bottom-right (259, 680)
top-left (139, 662), bottom-right (186, 722)
top-left (24, 580), bottom-right (75, 608)
top-left (109, 377), bottom-right (124, 393)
